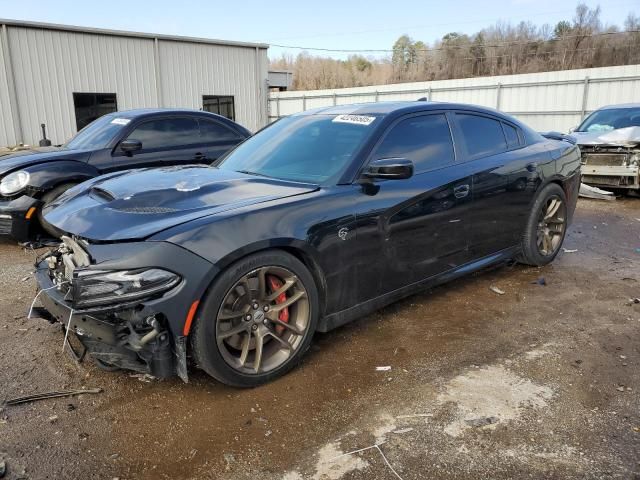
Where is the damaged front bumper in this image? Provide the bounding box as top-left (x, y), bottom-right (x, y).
top-left (33, 237), bottom-right (217, 381)
top-left (580, 147), bottom-right (640, 189)
top-left (0, 194), bottom-right (42, 240)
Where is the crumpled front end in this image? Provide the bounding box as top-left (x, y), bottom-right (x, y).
top-left (580, 144), bottom-right (640, 190)
top-left (34, 236), bottom-right (216, 381)
top-left (575, 127), bottom-right (640, 190)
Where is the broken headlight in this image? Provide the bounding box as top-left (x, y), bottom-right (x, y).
top-left (71, 268), bottom-right (181, 308)
top-left (630, 153), bottom-right (640, 167)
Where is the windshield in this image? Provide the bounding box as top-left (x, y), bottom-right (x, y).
top-left (217, 114), bottom-right (377, 184)
top-left (65, 114), bottom-right (129, 150)
top-left (577, 108), bottom-right (640, 133)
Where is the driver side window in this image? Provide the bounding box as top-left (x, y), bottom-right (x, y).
top-left (373, 114), bottom-right (455, 174)
top-left (126, 118), bottom-right (200, 151)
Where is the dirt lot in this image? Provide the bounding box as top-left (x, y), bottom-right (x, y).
top-left (1, 198), bottom-right (639, 480)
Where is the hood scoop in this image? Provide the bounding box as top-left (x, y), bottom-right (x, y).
top-left (90, 186), bottom-right (116, 202)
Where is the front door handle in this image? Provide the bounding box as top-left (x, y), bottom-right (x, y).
top-left (453, 184), bottom-right (470, 199)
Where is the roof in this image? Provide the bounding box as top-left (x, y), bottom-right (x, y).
top-left (298, 101), bottom-right (506, 117)
top-left (0, 18), bottom-right (268, 50)
top-left (111, 108), bottom-right (209, 118)
top-left (597, 103), bottom-right (640, 110)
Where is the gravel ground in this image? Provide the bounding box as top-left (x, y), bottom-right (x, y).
top-left (1, 198), bottom-right (639, 480)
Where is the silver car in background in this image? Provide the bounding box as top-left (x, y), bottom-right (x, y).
top-left (571, 104), bottom-right (640, 192)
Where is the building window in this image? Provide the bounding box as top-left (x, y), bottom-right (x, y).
top-left (73, 93), bottom-right (118, 131)
top-left (203, 95), bottom-right (235, 120)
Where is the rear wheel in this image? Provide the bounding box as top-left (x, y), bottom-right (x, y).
top-left (37, 183), bottom-right (76, 238)
top-left (191, 250), bottom-right (319, 387)
top-left (517, 183), bottom-right (568, 266)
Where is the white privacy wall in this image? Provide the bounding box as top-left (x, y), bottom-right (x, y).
top-left (269, 64), bottom-right (640, 132)
top-left (0, 19), bottom-right (269, 146)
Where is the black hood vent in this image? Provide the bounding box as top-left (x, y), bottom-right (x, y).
top-left (89, 186), bottom-right (116, 202)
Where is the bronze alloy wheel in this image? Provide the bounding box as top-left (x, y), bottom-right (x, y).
top-left (536, 195), bottom-right (566, 256)
top-left (215, 266), bottom-right (310, 374)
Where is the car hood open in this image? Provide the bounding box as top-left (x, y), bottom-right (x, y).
top-left (43, 166), bottom-right (319, 242)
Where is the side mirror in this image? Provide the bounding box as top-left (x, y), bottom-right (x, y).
top-left (362, 158), bottom-right (414, 180)
top-left (568, 126), bottom-right (577, 134)
top-left (120, 139), bottom-right (142, 155)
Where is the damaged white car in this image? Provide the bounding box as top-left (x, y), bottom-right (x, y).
top-left (571, 104), bottom-right (640, 192)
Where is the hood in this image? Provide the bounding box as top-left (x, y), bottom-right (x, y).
top-left (571, 126), bottom-right (640, 148)
top-left (0, 147), bottom-right (92, 176)
top-left (43, 166), bottom-right (318, 241)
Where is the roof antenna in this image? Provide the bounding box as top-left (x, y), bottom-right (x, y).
top-left (416, 97), bottom-right (428, 101)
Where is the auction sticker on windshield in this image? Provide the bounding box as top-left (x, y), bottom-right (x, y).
top-left (332, 114), bottom-right (376, 126)
top-left (111, 118), bottom-right (131, 125)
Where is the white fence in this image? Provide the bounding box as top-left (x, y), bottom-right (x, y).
top-left (268, 64), bottom-right (640, 132)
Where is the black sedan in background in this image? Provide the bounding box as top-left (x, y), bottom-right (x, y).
top-left (0, 109), bottom-right (250, 241)
top-left (34, 102), bottom-right (581, 387)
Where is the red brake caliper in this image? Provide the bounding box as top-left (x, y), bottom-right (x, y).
top-left (267, 275), bottom-right (289, 335)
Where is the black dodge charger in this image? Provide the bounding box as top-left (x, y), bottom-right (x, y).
top-left (0, 108), bottom-right (250, 241)
top-left (33, 102), bottom-right (581, 387)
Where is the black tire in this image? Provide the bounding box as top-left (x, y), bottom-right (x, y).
top-left (37, 183), bottom-right (77, 238)
top-left (517, 183), bottom-right (568, 266)
top-left (191, 250), bottom-right (319, 387)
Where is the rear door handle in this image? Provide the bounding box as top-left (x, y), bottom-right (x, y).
top-left (194, 152), bottom-right (206, 161)
top-left (453, 184), bottom-right (470, 199)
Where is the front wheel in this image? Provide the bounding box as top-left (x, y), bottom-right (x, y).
top-left (191, 250), bottom-right (319, 387)
top-left (517, 183), bottom-right (568, 266)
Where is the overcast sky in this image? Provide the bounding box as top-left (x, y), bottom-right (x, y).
top-left (0, 0), bottom-right (637, 59)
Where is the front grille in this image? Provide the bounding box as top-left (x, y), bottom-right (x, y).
top-left (582, 153), bottom-right (628, 167)
top-left (0, 216), bottom-right (11, 235)
top-left (583, 175), bottom-right (638, 187)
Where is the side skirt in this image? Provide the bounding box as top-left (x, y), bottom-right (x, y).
top-left (318, 246), bottom-right (520, 332)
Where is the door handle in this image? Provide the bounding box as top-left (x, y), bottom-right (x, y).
top-left (194, 152), bottom-right (206, 161)
top-left (453, 184), bottom-right (470, 199)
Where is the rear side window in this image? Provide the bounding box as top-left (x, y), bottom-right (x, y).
top-left (127, 117), bottom-right (201, 150)
top-left (503, 123), bottom-right (520, 149)
top-left (373, 114), bottom-right (455, 174)
top-left (199, 119), bottom-right (241, 143)
top-left (456, 114), bottom-right (507, 158)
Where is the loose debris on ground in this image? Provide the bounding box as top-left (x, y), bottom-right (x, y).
top-left (3, 388), bottom-right (102, 406)
top-left (0, 198), bottom-right (639, 480)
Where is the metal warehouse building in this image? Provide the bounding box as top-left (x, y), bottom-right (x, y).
top-left (0, 19), bottom-right (269, 147)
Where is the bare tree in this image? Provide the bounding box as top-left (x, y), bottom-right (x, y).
top-left (271, 3), bottom-right (639, 90)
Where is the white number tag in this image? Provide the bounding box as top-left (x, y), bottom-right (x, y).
top-left (332, 114), bottom-right (376, 126)
top-left (111, 118), bottom-right (131, 125)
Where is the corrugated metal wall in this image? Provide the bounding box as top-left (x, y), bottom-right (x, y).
top-left (8, 26), bottom-right (158, 145)
top-left (0, 21), bottom-right (268, 147)
top-left (0, 26), bottom-right (17, 146)
top-left (158, 40), bottom-right (267, 132)
top-left (269, 64), bottom-right (640, 132)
